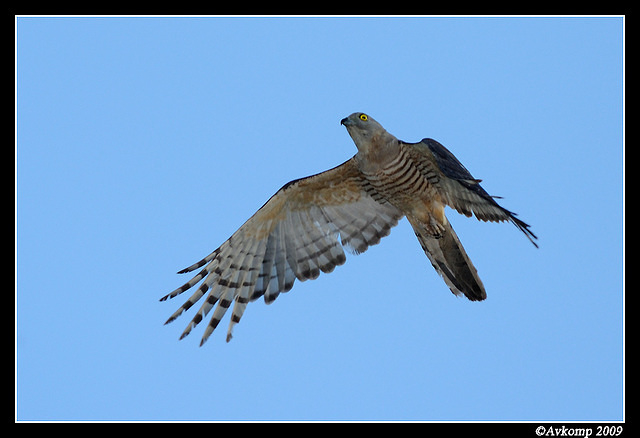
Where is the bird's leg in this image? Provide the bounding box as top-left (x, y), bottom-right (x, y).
top-left (408, 213), bottom-right (446, 239)
top-left (426, 216), bottom-right (446, 239)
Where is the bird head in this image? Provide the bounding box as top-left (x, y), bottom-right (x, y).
top-left (341, 112), bottom-right (385, 145)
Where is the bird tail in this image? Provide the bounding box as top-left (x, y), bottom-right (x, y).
top-left (408, 217), bottom-right (486, 301)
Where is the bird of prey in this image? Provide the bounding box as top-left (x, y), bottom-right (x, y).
top-left (161, 112), bottom-right (538, 345)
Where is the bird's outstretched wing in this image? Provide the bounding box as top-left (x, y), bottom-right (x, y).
top-left (160, 158), bottom-right (403, 345)
top-left (405, 138), bottom-right (538, 247)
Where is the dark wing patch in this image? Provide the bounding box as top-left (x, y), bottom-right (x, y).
top-left (422, 138), bottom-right (479, 183)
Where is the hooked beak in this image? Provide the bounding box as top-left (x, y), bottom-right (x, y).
top-left (340, 117), bottom-right (352, 126)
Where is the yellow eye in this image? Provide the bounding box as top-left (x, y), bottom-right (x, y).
top-left (359, 114), bottom-right (368, 121)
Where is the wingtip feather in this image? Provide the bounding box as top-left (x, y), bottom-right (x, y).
top-left (510, 216), bottom-right (539, 248)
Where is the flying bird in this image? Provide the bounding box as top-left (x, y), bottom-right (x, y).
top-left (161, 113), bottom-right (538, 345)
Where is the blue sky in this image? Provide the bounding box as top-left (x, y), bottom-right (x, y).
top-left (16, 16), bottom-right (623, 421)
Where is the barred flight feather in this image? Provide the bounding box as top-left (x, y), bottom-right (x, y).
top-left (162, 159), bottom-right (404, 345)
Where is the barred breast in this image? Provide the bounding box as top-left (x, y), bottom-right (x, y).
top-left (362, 143), bottom-right (441, 212)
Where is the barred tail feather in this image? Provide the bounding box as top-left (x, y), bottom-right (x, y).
top-left (409, 217), bottom-right (486, 301)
